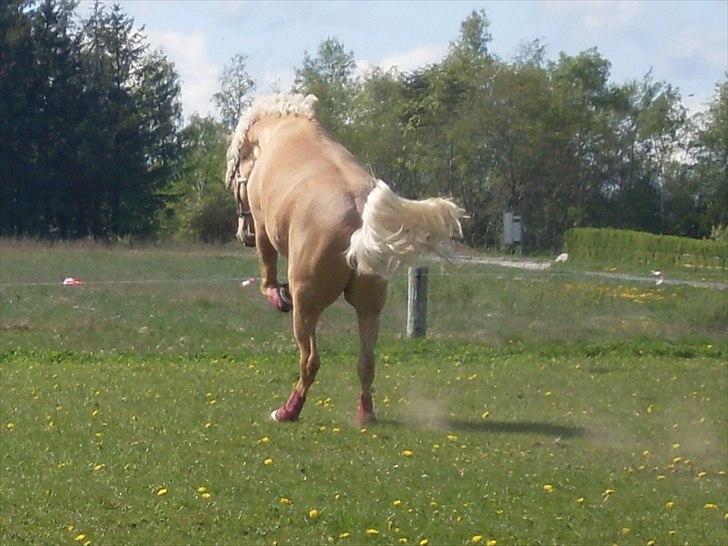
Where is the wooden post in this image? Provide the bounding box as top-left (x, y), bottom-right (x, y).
top-left (407, 266), bottom-right (428, 338)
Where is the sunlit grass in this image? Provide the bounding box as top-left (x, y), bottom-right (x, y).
top-left (1, 240), bottom-right (726, 544)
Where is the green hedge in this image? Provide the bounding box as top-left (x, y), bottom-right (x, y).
top-left (564, 228), bottom-right (728, 272)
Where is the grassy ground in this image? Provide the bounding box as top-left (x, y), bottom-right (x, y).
top-left (1, 240), bottom-right (727, 545)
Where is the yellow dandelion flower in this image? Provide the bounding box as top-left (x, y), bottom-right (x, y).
top-left (657, 475), bottom-right (666, 480)
top-left (698, 471), bottom-right (707, 478)
top-left (447, 434), bottom-right (458, 441)
top-left (74, 534), bottom-right (86, 542)
top-left (279, 497), bottom-right (292, 506)
top-left (365, 528), bottom-right (380, 535)
top-left (83, 541), bottom-right (91, 546)
top-left (402, 449), bottom-right (414, 457)
top-left (263, 458), bottom-right (273, 465)
top-left (577, 497), bottom-right (585, 504)
top-left (621, 527), bottom-right (630, 535)
top-left (393, 499), bottom-right (402, 507)
top-left (257, 436), bottom-right (270, 444)
top-left (665, 501), bottom-right (674, 508)
top-left (419, 539), bottom-right (429, 546)
top-left (156, 487), bottom-right (168, 496)
top-left (646, 541), bottom-right (656, 546)
top-left (481, 411), bottom-right (490, 418)
top-left (672, 443), bottom-right (680, 449)
top-left (486, 540), bottom-right (497, 546)
top-left (201, 492), bottom-right (211, 499)
top-left (339, 532), bottom-right (350, 538)
top-left (704, 503), bottom-right (717, 510)
top-left (333, 427), bottom-right (341, 433)
top-left (6, 423), bottom-right (15, 430)
top-left (308, 508), bottom-right (320, 519)
top-left (604, 488), bottom-right (615, 496)
top-left (471, 536), bottom-right (483, 543)
top-left (93, 464), bottom-right (105, 471)
top-left (398, 539), bottom-right (409, 544)
top-left (197, 486), bottom-right (207, 493)
top-left (204, 422), bottom-right (213, 429)
top-left (543, 484), bottom-right (555, 493)
top-left (67, 525), bottom-right (75, 532)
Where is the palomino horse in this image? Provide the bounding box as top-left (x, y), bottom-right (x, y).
top-left (225, 93), bottom-right (464, 425)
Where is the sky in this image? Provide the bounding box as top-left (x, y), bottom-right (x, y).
top-left (81, 1), bottom-right (727, 120)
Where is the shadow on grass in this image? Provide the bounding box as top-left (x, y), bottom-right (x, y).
top-left (378, 418), bottom-right (585, 439)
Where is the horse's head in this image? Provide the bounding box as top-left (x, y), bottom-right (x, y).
top-left (233, 159), bottom-right (256, 247)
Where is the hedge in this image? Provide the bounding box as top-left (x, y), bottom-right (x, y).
top-left (564, 228), bottom-right (728, 272)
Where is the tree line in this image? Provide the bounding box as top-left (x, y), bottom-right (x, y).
top-left (2, 3), bottom-right (725, 249)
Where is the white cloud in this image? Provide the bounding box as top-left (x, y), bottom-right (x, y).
top-left (147, 30), bottom-right (220, 118)
top-left (356, 43), bottom-right (447, 78)
top-left (540, 0), bottom-right (643, 35)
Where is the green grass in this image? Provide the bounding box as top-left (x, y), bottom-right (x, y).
top-left (1, 240), bottom-right (727, 545)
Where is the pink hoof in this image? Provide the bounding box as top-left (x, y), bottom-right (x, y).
top-left (356, 394), bottom-right (376, 426)
top-left (264, 284), bottom-right (292, 313)
top-left (271, 390), bottom-right (305, 422)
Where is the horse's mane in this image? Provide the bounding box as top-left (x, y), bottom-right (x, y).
top-left (225, 93), bottom-right (319, 189)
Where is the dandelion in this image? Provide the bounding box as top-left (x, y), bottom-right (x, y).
top-left (84, 541), bottom-right (91, 546)
top-left (393, 500), bottom-right (402, 507)
top-left (471, 536), bottom-right (483, 543)
top-left (482, 411), bottom-right (490, 418)
top-left (74, 534), bottom-right (86, 542)
top-left (576, 497), bottom-right (585, 504)
top-left (704, 503), bottom-right (717, 510)
top-left (339, 532), bottom-right (350, 538)
top-left (657, 475), bottom-right (666, 480)
top-left (264, 458), bottom-right (273, 465)
top-left (698, 471), bottom-right (707, 478)
top-left (486, 541), bottom-right (497, 546)
top-left (603, 488), bottom-right (615, 496)
top-left (204, 422), bottom-right (213, 429)
top-left (398, 539), bottom-right (408, 544)
top-left (201, 492), bottom-right (211, 499)
top-left (621, 527), bottom-right (630, 535)
top-left (197, 486), bottom-right (208, 493)
top-left (402, 449), bottom-right (414, 457)
top-left (257, 436), bottom-right (270, 444)
top-left (156, 487), bottom-right (168, 496)
top-left (447, 434), bottom-right (458, 441)
top-left (93, 464), bottom-right (105, 471)
top-left (543, 484), bottom-right (555, 493)
top-left (279, 497), bottom-right (292, 506)
top-left (365, 528), bottom-right (380, 535)
top-left (646, 540), bottom-right (656, 546)
top-left (665, 501), bottom-right (674, 508)
top-left (419, 539), bottom-right (429, 546)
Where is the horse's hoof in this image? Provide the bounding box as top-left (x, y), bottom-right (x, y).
top-left (264, 285), bottom-right (293, 313)
top-left (356, 410), bottom-right (377, 427)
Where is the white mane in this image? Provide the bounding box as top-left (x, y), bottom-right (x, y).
top-left (225, 93), bottom-right (319, 189)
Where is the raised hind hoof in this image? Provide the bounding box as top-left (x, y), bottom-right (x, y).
top-left (264, 284), bottom-right (292, 313)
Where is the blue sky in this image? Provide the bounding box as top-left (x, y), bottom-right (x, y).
top-left (84, 1), bottom-right (727, 119)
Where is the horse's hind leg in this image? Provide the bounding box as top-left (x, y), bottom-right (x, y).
top-left (345, 275), bottom-right (388, 426)
top-left (270, 282), bottom-right (328, 421)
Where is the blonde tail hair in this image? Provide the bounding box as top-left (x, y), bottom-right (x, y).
top-left (346, 180), bottom-right (465, 278)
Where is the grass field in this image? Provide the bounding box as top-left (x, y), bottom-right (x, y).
top-left (1, 239), bottom-right (727, 545)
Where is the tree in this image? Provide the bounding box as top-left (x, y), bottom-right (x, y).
top-left (293, 37), bottom-right (356, 139)
top-left (213, 54), bottom-right (255, 130)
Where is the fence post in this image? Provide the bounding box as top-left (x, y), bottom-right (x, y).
top-left (407, 266), bottom-right (428, 338)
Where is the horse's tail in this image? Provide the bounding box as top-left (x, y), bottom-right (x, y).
top-left (345, 180), bottom-right (465, 278)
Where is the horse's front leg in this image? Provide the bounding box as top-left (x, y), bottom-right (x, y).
top-left (255, 227), bottom-right (292, 312)
top-left (271, 303), bottom-right (321, 421)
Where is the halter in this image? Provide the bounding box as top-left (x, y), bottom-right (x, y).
top-left (236, 176), bottom-right (253, 219)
